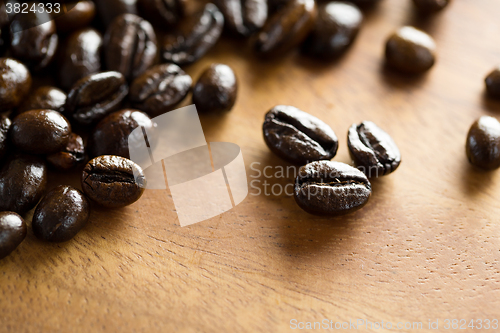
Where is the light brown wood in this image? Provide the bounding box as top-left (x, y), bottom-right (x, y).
top-left (2, 0), bottom-right (500, 331)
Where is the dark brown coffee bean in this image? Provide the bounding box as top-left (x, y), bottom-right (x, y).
top-left (263, 105), bottom-right (338, 164)
top-left (347, 121), bottom-right (401, 177)
top-left (466, 116), bottom-right (500, 170)
top-left (81, 155), bottom-right (146, 208)
top-left (193, 63), bottom-right (238, 113)
top-left (65, 71), bottom-right (129, 125)
top-left (32, 185), bottom-right (90, 242)
top-left (302, 2), bottom-right (363, 59)
top-left (10, 110), bottom-right (71, 155)
top-left (54, 1), bottom-right (96, 33)
top-left (385, 26), bottom-right (436, 74)
top-left (46, 133), bottom-right (85, 171)
top-left (129, 63), bottom-right (192, 117)
top-left (294, 160), bottom-right (372, 216)
top-left (0, 57), bottom-right (31, 112)
top-left (162, 3), bottom-right (224, 66)
top-left (0, 154), bottom-right (48, 214)
top-left (485, 67), bottom-right (500, 99)
top-left (104, 14), bottom-right (157, 81)
top-left (59, 28), bottom-right (103, 91)
top-left (215, 0), bottom-right (267, 36)
top-left (0, 211), bottom-right (26, 259)
top-left (253, 0), bottom-right (316, 58)
top-left (412, 0), bottom-right (450, 12)
top-left (138, 0), bottom-right (186, 27)
top-left (0, 115), bottom-right (11, 161)
top-left (94, 0), bottom-right (138, 27)
top-left (89, 109), bottom-right (154, 158)
top-left (18, 86), bottom-right (67, 114)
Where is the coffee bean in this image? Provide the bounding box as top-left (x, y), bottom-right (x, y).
top-left (348, 0), bottom-right (380, 7)
top-left (0, 115), bottom-right (11, 161)
top-left (485, 67), bottom-right (500, 99)
top-left (263, 105), bottom-right (338, 164)
top-left (138, 0), bottom-right (186, 27)
top-left (65, 71), bottom-right (129, 125)
top-left (18, 86), bottom-right (67, 114)
top-left (466, 116), bottom-right (500, 170)
top-left (412, 0), bottom-right (450, 12)
top-left (215, 0), bottom-right (268, 36)
top-left (0, 154), bottom-right (48, 214)
top-left (0, 58), bottom-right (32, 112)
top-left (302, 2), bottom-right (363, 59)
top-left (10, 110), bottom-right (72, 155)
top-left (54, 1), bottom-right (96, 33)
top-left (193, 63), bottom-right (238, 113)
top-left (129, 63), bottom-right (192, 117)
top-left (347, 121), bottom-right (401, 177)
top-left (104, 14), bottom-right (157, 81)
top-left (0, 211), bottom-right (26, 259)
top-left (89, 109), bottom-right (154, 158)
top-left (32, 185), bottom-right (90, 242)
top-left (46, 133), bottom-right (85, 171)
top-left (94, 0), bottom-right (138, 27)
top-left (59, 28), bottom-right (103, 91)
top-left (253, 0), bottom-right (316, 58)
top-left (81, 155), bottom-right (146, 208)
top-left (385, 26), bottom-right (436, 74)
top-left (162, 3), bottom-right (224, 66)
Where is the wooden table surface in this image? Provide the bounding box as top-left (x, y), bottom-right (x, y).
top-left (2, 0), bottom-right (500, 332)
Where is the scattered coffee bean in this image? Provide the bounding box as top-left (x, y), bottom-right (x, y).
top-left (0, 154), bottom-right (48, 214)
top-left (129, 63), bottom-right (192, 117)
top-left (193, 64), bottom-right (238, 113)
top-left (413, 0), bottom-right (450, 12)
top-left (348, 121), bottom-right (401, 177)
top-left (385, 26), bottom-right (436, 74)
top-left (138, 0), bottom-right (186, 27)
top-left (253, 0), bottom-right (316, 58)
top-left (54, 1), bottom-right (96, 33)
top-left (0, 58), bottom-right (32, 112)
top-left (294, 160), bottom-right (372, 216)
top-left (0, 212), bottom-right (26, 259)
top-left (32, 185), bottom-right (91, 242)
top-left (0, 115), bottom-right (11, 161)
top-left (485, 67), bottom-right (500, 99)
top-left (162, 3), bottom-right (224, 66)
top-left (263, 105), bottom-right (338, 164)
top-left (216, 0), bottom-right (268, 36)
top-left (94, 0), bottom-right (138, 27)
top-left (81, 155), bottom-right (147, 208)
top-left (466, 116), bottom-right (500, 170)
top-left (18, 86), bottom-right (67, 114)
top-left (302, 1), bottom-right (363, 59)
top-left (46, 133), bottom-right (85, 171)
top-left (65, 71), bottom-right (129, 125)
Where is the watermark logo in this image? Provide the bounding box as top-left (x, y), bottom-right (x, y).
top-left (4, 1), bottom-right (76, 32)
top-left (128, 105), bottom-right (248, 227)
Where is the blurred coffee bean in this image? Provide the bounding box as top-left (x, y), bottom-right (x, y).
top-left (302, 2), bottom-right (362, 59)
top-left (215, 0), bottom-right (267, 36)
top-left (65, 71), bottom-right (129, 125)
top-left (193, 63), bottom-right (238, 113)
top-left (129, 63), bottom-right (192, 117)
top-left (485, 67), bottom-right (500, 99)
top-left (54, 1), bottom-right (96, 33)
top-left (104, 14), bottom-right (157, 81)
top-left (94, 0), bottom-right (138, 27)
top-left (385, 26), bottom-right (436, 74)
top-left (138, 0), bottom-right (186, 27)
top-left (0, 211), bottom-right (26, 259)
top-left (18, 86), bottom-right (67, 114)
top-left (0, 115), bottom-right (11, 161)
top-left (162, 3), bottom-right (224, 66)
top-left (466, 116), bottom-right (500, 170)
top-left (59, 28), bottom-right (103, 91)
top-left (412, 0), bottom-right (450, 12)
top-left (253, 0), bottom-right (316, 58)
top-left (46, 133), bottom-right (85, 171)
top-left (0, 154), bottom-right (48, 214)
top-left (0, 57), bottom-right (31, 112)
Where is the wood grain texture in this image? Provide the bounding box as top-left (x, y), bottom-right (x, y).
top-left (2, 0), bottom-right (500, 332)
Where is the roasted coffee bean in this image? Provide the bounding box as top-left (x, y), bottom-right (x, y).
top-left (347, 121), bottom-right (401, 177)
top-left (65, 71), bottom-right (129, 125)
top-left (253, 0), bottom-right (316, 58)
top-left (263, 105), bottom-right (338, 164)
top-left (0, 212), bottom-right (26, 259)
top-left (0, 58), bottom-right (31, 112)
top-left (10, 9), bottom-right (58, 70)
top-left (46, 133), bottom-right (85, 171)
top-left (10, 110), bottom-right (71, 155)
top-left (466, 116), bottom-right (500, 170)
top-left (94, 0), bottom-right (138, 27)
top-left (412, 0), bottom-right (450, 12)
top-left (32, 185), bottom-right (90, 242)
top-left (162, 3), bottom-right (224, 66)
top-left (129, 63), bottom-right (192, 117)
top-left (59, 28), bottom-right (103, 91)
top-left (18, 86), bottom-right (67, 114)
top-left (193, 63), bottom-right (238, 113)
top-left (0, 115), bottom-right (11, 161)
top-left (485, 67), bottom-right (500, 99)
top-left (385, 26), bottom-right (436, 74)
top-left (138, 0), bottom-right (186, 27)
top-left (81, 155), bottom-right (146, 208)
top-left (294, 161), bottom-right (371, 216)
top-left (54, 1), bottom-right (96, 33)
top-left (215, 0), bottom-right (267, 36)
top-left (302, 2), bottom-right (363, 59)
top-left (0, 154), bottom-right (48, 214)
top-left (104, 14), bottom-right (157, 81)
top-left (89, 109), bottom-right (154, 158)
